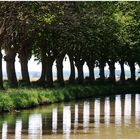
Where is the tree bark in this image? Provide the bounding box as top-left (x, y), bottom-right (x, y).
top-left (19, 49), bottom-right (29, 85)
top-left (19, 56), bottom-right (30, 85)
top-left (120, 61), bottom-right (125, 83)
top-left (0, 51), bottom-right (3, 88)
top-left (46, 57), bottom-right (54, 87)
top-left (99, 61), bottom-right (105, 81)
top-left (129, 61), bottom-right (135, 82)
top-left (75, 61), bottom-right (84, 84)
top-left (56, 55), bottom-right (65, 86)
top-left (108, 60), bottom-right (116, 83)
top-left (4, 51), bottom-right (18, 87)
top-left (38, 48), bottom-right (46, 83)
top-left (87, 62), bottom-right (95, 82)
top-left (0, 25), bottom-right (5, 89)
top-left (68, 54), bottom-right (75, 83)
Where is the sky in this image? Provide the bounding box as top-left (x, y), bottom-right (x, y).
top-left (1, 50), bottom-right (140, 78)
top-left (2, 54), bottom-right (139, 75)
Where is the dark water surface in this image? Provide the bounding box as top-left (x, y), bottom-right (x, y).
top-left (0, 94), bottom-right (140, 139)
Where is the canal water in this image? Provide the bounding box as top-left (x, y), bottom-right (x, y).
top-left (0, 94), bottom-right (140, 139)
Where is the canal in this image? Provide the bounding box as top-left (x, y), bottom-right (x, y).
top-left (0, 93), bottom-right (140, 139)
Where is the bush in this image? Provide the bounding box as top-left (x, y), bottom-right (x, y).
top-left (0, 94), bottom-right (14, 112)
top-left (0, 83), bottom-right (140, 113)
top-left (10, 91), bottom-right (39, 109)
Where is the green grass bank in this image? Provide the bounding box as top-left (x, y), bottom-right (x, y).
top-left (0, 83), bottom-right (140, 113)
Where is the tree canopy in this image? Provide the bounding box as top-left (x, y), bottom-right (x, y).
top-left (0, 1), bottom-right (140, 88)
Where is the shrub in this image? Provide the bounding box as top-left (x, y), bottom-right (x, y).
top-left (0, 94), bottom-right (14, 112)
top-left (0, 83), bottom-right (140, 113)
top-left (10, 91), bottom-right (39, 109)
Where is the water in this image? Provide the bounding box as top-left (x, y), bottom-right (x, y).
top-left (0, 94), bottom-right (140, 139)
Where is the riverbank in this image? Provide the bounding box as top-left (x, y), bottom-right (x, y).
top-left (0, 82), bottom-right (140, 113)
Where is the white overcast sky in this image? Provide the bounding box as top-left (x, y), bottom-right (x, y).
top-left (2, 54), bottom-right (139, 74)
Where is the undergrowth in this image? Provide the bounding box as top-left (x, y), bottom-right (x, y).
top-left (0, 83), bottom-right (140, 112)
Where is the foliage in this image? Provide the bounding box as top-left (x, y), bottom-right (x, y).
top-left (0, 2), bottom-right (140, 101)
top-left (0, 83), bottom-right (140, 112)
top-left (0, 94), bottom-right (14, 111)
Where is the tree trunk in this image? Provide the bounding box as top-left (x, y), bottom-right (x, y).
top-left (38, 49), bottom-right (46, 83)
top-left (75, 62), bottom-right (84, 84)
top-left (99, 61), bottom-right (105, 81)
top-left (4, 51), bottom-right (18, 87)
top-left (0, 51), bottom-right (3, 89)
top-left (39, 61), bottom-right (46, 83)
top-left (56, 55), bottom-right (65, 86)
top-left (68, 54), bottom-right (75, 83)
top-left (18, 43), bottom-right (30, 85)
top-left (87, 62), bottom-right (95, 82)
top-left (20, 56), bottom-right (30, 85)
top-left (46, 58), bottom-right (54, 87)
top-left (108, 61), bottom-right (116, 83)
top-left (129, 62), bottom-right (135, 82)
top-left (120, 61), bottom-right (125, 83)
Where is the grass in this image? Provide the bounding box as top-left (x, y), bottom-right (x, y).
top-left (0, 82), bottom-right (140, 113)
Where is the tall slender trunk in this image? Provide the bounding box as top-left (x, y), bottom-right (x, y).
top-left (87, 62), bottom-right (95, 82)
top-left (38, 48), bottom-right (46, 83)
top-left (0, 28), bottom-right (6, 89)
top-left (75, 61), bottom-right (84, 84)
top-left (68, 54), bottom-right (75, 83)
top-left (56, 55), bottom-right (65, 86)
top-left (129, 61), bottom-right (135, 82)
top-left (4, 51), bottom-right (18, 87)
top-left (46, 57), bottom-right (54, 87)
top-left (108, 60), bottom-right (116, 83)
top-left (99, 61), bottom-right (105, 81)
top-left (120, 61), bottom-right (125, 83)
top-left (39, 60), bottom-right (46, 83)
top-left (20, 56), bottom-right (30, 85)
top-left (0, 51), bottom-right (3, 88)
top-left (19, 47), bottom-right (30, 85)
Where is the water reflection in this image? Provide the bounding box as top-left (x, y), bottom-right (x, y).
top-left (83, 101), bottom-right (90, 132)
top-left (135, 94), bottom-right (140, 127)
top-left (52, 107), bottom-right (57, 134)
top-left (2, 121), bottom-right (8, 140)
top-left (15, 119), bottom-right (22, 139)
top-left (28, 113), bottom-right (42, 139)
top-left (104, 97), bottom-right (110, 127)
top-left (115, 95), bottom-right (121, 126)
top-left (94, 99), bottom-right (100, 128)
top-left (74, 104), bottom-right (78, 131)
top-left (124, 94), bottom-right (131, 126)
top-left (2, 94), bottom-right (140, 139)
top-left (63, 106), bottom-right (71, 139)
